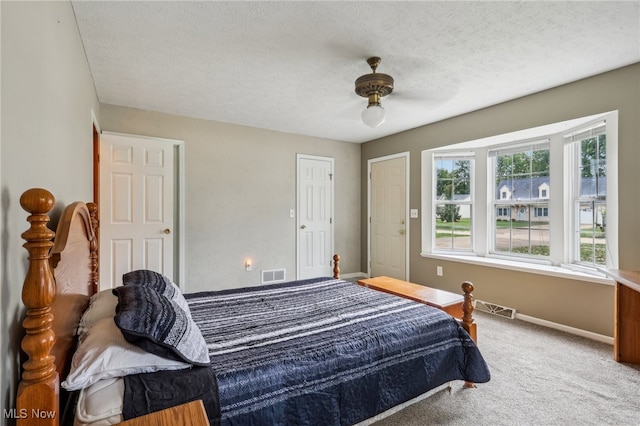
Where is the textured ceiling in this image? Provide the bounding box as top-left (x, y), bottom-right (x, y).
top-left (71, 1), bottom-right (640, 143)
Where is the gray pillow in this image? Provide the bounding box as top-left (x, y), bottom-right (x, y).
top-left (113, 285), bottom-right (210, 366)
top-left (122, 270), bottom-right (190, 314)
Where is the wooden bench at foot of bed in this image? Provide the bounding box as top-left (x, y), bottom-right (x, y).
top-left (357, 276), bottom-right (477, 342)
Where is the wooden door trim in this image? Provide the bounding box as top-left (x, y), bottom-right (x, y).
top-left (91, 109), bottom-right (101, 205)
top-left (367, 152), bottom-right (410, 280)
top-left (93, 125), bottom-right (100, 205)
top-left (91, 111), bottom-right (101, 282)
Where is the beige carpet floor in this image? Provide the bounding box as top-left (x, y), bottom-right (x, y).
top-left (374, 311), bottom-right (640, 426)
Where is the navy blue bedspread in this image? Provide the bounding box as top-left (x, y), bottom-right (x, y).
top-left (176, 277), bottom-right (490, 425)
top-left (123, 366), bottom-right (221, 424)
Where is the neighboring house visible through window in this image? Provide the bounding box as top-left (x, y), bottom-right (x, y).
top-left (567, 121), bottom-right (608, 266)
top-left (491, 141), bottom-right (550, 257)
top-left (421, 111), bottom-right (618, 275)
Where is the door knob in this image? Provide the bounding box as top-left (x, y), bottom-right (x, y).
top-left (300, 224), bottom-right (307, 229)
top-left (164, 228), bottom-right (171, 234)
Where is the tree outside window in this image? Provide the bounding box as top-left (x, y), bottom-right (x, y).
top-left (434, 158), bottom-right (472, 251)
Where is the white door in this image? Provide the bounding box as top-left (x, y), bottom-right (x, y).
top-left (370, 155), bottom-right (408, 280)
top-left (297, 155), bottom-right (334, 279)
top-left (99, 133), bottom-right (175, 289)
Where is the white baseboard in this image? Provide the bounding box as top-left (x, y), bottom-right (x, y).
top-left (340, 272), bottom-right (369, 279)
top-left (515, 313), bottom-right (614, 345)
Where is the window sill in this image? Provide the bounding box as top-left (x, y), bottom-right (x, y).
top-left (420, 252), bottom-right (615, 286)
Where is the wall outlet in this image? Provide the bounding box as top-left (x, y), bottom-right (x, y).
top-left (436, 266), bottom-right (443, 276)
top-left (410, 209), bottom-right (419, 218)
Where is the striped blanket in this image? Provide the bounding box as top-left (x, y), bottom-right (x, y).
top-left (180, 277), bottom-right (490, 425)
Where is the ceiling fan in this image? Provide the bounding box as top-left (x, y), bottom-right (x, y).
top-left (349, 56), bottom-right (459, 130)
top-left (354, 57), bottom-right (394, 128)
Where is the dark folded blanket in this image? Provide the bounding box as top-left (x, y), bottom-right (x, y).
top-left (123, 366), bottom-right (220, 425)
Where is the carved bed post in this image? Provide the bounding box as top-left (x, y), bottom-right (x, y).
top-left (461, 281), bottom-right (477, 343)
top-left (461, 281), bottom-right (478, 389)
top-left (87, 202), bottom-right (99, 294)
top-left (333, 254), bottom-right (340, 279)
top-left (17, 188), bottom-right (59, 425)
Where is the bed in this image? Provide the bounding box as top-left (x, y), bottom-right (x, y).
top-left (16, 188), bottom-right (490, 425)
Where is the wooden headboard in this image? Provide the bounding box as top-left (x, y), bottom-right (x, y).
top-left (17, 188), bottom-right (98, 425)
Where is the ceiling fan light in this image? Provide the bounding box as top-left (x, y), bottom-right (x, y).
top-left (361, 104), bottom-right (386, 128)
top-left (355, 57), bottom-right (393, 128)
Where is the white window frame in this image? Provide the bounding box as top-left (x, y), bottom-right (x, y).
top-left (564, 119), bottom-right (618, 272)
top-left (488, 139), bottom-right (551, 261)
top-left (432, 153), bottom-right (475, 253)
top-left (421, 111), bottom-right (618, 283)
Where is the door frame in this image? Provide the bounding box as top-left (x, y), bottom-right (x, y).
top-left (367, 152), bottom-right (410, 280)
top-left (97, 131), bottom-right (186, 289)
top-left (296, 154), bottom-right (335, 279)
top-left (91, 109), bottom-right (101, 204)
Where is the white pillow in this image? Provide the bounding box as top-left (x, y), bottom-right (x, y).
top-left (77, 289), bottom-right (118, 338)
top-left (62, 317), bottom-right (191, 391)
top-left (75, 377), bottom-right (124, 424)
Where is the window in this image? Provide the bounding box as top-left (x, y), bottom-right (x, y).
top-left (539, 185), bottom-right (549, 199)
top-left (433, 155), bottom-right (473, 251)
top-left (422, 111), bottom-right (618, 274)
top-left (491, 141), bottom-right (550, 258)
top-left (534, 207), bottom-right (549, 217)
top-left (497, 207), bottom-right (511, 217)
top-left (566, 122), bottom-right (608, 266)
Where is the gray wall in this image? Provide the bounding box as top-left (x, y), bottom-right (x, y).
top-left (99, 105), bottom-right (361, 292)
top-left (1, 1), bottom-right (99, 418)
top-left (361, 63), bottom-right (640, 337)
